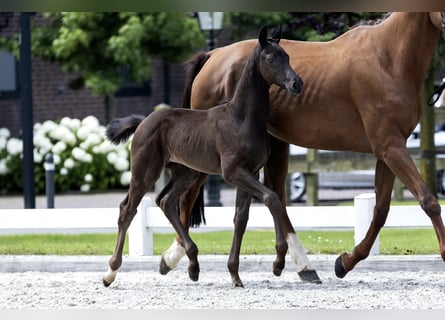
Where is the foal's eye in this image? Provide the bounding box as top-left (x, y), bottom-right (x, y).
top-left (266, 55), bottom-right (273, 63)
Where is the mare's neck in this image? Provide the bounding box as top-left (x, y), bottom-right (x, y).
top-left (377, 12), bottom-right (440, 88)
top-left (230, 47), bottom-right (270, 126)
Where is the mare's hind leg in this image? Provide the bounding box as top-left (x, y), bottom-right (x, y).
top-left (156, 163), bottom-right (204, 281)
top-left (264, 136), bottom-right (321, 283)
top-left (378, 145), bottom-right (445, 260)
top-left (224, 168), bottom-right (288, 277)
top-left (159, 170), bottom-right (207, 276)
top-left (227, 188), bottom-right (252, 288)
top-left (335, 159), bottom-right (394, 278)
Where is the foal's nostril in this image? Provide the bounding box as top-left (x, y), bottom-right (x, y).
top-left (293, 77), bottom-right (303, 92)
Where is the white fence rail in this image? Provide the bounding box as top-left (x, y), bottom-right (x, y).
top-left (0, 193), bottom-right (441, 255)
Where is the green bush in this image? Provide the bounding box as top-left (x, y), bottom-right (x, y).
top-left (0, 115), bottom-right (132, 194)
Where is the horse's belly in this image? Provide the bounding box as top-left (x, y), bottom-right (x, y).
top-left (267, 111), bottom-right (372, 153)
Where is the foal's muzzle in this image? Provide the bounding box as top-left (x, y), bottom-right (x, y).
top-left (288, 76), bottom-right (303, 96)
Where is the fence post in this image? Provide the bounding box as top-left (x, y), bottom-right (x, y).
top-left (44, 153), bottom-right (55, 208)
top-left (128, 196), bottom-right (153, 256)
top-left (354, 193), bottom-right (379, 255)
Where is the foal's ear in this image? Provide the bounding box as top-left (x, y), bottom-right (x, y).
top-left (272, 25), bottom-right (282, 43)
top-left (259, 25), bottom-right (268, 47)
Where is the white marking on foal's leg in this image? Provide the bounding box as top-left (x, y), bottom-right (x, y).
top-left (103, 266), bottom-right (118, 286)
top-left (162, 239), bottom-right (186, 269)
top-left (286, 233), bottom-right (315, 272)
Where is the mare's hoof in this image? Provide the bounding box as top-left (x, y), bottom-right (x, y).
top-left (334, 255), bottom-right (348, 279)
top-left (298, 269), bottom-right (322, 284)
top-left (159, 257), bottom-right (172, 275)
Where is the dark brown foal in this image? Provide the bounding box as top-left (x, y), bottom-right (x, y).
top-left (102, 26), bottom-right (303, 287)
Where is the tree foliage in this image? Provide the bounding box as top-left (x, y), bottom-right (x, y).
top-left (28, 12), bottom-right (205, 97)
top-left (228, 12), bottom-right (385, 42)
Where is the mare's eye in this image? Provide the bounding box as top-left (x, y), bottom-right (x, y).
top-left (266, 54), bottom-right (273, 63)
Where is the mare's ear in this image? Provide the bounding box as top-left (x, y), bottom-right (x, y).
top-left (259, 25), bottom-right (268, 47)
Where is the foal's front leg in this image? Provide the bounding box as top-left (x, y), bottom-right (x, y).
top-left (227, 188), bottom-right (252, 287)
top-left (224, 168), bottom-right (288, 277)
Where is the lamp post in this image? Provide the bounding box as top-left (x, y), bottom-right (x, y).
top-left (197, 12), bottom-right (224, 206)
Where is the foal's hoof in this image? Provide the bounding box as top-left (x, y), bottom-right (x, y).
top-left (334, 255), bottom-right (348, 279)
top-left (273, 266), bottom-right (283, 277)
top-left (298, 269), bottom-right (322, 284)
top-left (272, 260), bottom-right (285, 276)
top-left (232, 281), bottom-right (245, 288)
top-left (102, 278), bottom-right (112, 287)
top-left (188, 268), bottom-right (200, 282)
top-left (159, 257), bottom-right (172, 275)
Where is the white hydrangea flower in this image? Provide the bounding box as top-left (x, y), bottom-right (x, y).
top-left (52, 153), bottom-right (61, 165)
top-left (33, 149), bottom-right (43, 163)
top-left (62, 131), bottom-right (77, 146)
top-left (76, 125), bottom-right (92, 140)
top-left (81, 115), bottom-right (100, 128)
top-left (64, 158), bottom-right (75, 169)
top-left (84, 173), bottom-right (93, 182)
top-left (113, 156), bottom-right (129, 171)
top-left (80, 184), bottom-right (90, 192)
top-left (72, 149), bottom-right (93, 163)
top-left (0, 159), bottom-right (7, 175)
top-left (0, 128), bottom-right (10, 139)
top-left (106, 152), bottom-right (118, 164)
top-left (60, 167), bottom-right (68, 175)
top-left (6, 138), bottom-right (23, 156)
top-left (120, 171), bottom-right (131, 186)
top-left (52, 141), bottom-right (67, 154)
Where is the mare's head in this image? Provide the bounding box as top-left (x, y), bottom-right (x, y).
top-left (257, 25), bottom-right (303, 96)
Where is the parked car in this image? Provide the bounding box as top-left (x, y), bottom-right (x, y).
top-left (289, 123), bottom-right (445, 202)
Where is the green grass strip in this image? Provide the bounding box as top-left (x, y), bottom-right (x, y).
top-left (0, 228), bottom-right (439, 256)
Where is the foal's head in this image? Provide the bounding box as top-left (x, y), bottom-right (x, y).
top-left (257, 26), bottom-right (303, 96)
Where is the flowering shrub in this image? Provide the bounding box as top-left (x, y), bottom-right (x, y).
top-left (0, 116), bottom-right (132, 194)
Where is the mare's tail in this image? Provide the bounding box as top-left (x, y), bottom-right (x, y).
top-left (106, 114), bottom-right (145, 144)
top-left (182, 51), bottom-right (210, 227)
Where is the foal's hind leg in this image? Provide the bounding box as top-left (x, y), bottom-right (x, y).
top-left (103, 145), bottom-right (166, 287)
top-left (335, 159), bottom-right (394, 278)
top-left (159, 171), bottom-right (208, 276)
top-left (103, 181), bottom-right (152, 287)
top-left (157, 164), bottom-right (204, 281)
top-left (264, 137), bottom-right (321, 283)
top-left (227, 188), bottom-right (252, 288)
top-left (224, 168), bottom-right (288, 277)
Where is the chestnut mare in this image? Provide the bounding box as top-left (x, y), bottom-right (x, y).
top-left (102, 26), bottom-right (303, 287)
top-left (162, 12), bottom-right (445, 282)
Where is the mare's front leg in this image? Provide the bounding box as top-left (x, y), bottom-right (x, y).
top-left (227, 188), bottom-right (252, 288)
top-left (264, 136), bottom-right (321, 283)
top-left (159, 171), bottom-right (208, 276)
top-left (335, 159), bottom-right (394, 278)
top-left (224, 168), bottom-right (288, 278)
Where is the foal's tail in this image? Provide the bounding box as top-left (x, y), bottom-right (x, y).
top-left (182, 51), bottom-right (210, 227)
top-left (106, 114), bottom-right (145, 145)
